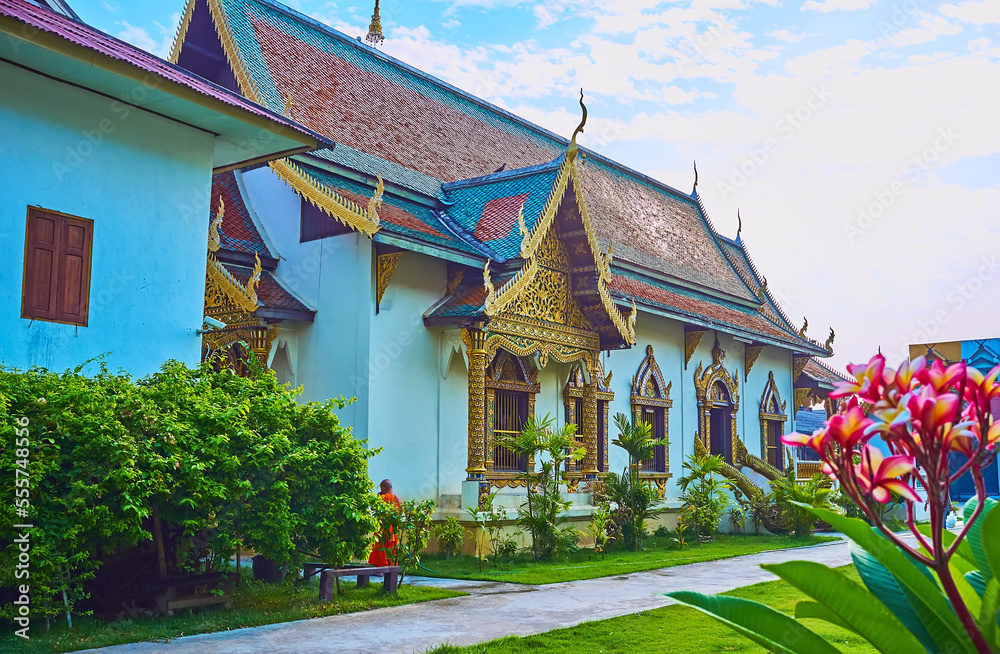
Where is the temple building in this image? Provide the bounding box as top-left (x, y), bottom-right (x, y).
top-left (172, 0), bottom-right (847, 516)
top-left (1, 0), bottom-right (327, 376)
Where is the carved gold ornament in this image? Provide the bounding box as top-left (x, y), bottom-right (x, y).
top-left (270, 159), bottom-right (381, 237)
top-left (798, 317), bottom-right (809, 338)
top-left (208, 196), bottom-right (224, 253)
top-left (825, 327), bottom-right (835, 354)
top-left (684, 328), bottom-right (707, 369)
top-left (693, 338), bottom-right (742, 457)
top-left (376, 251), bottom-right (403, 309)
top-left (744, 345), bottom-right (764, 381)
top-left (792, 356), bottom-right (809, 383)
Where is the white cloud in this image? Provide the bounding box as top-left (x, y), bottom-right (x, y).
top-left (441, 18), bottom-right (461, 29)
top-left (941, 0), bottom-right (1000, 25)
top-left (116, 16), bottom-right (178, 58)
top-left (882, 12), bottom-right (962, 48)
top-left (800, 0), bottom-right (872, 12)
top-left (766, 29), bottom-right (814, 43)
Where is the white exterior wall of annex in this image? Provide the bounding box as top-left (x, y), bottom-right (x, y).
top-left (240, 167), bottom-right (373, 453)
top-left (366, 251), bottom-right (450, 502)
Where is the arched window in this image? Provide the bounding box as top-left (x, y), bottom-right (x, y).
top-left (759, 371), bottom-right (788, 470)
top-left (485, 350), bottom-right (539, 474)
top-left (694, 337), bottom-right (740, 465)
top-left (564, 363), bottom-right (614, 474)
top-left (631, 345), bottom-right (672, 475)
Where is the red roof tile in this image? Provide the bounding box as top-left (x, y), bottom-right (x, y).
top-left (213, 172), bottom-right (274, 258)
top-left (226, 264), bottom-right (313, 315)
top-left (475, 194), bottom-right (529, 242)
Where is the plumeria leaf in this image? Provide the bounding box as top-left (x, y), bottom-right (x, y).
top-left (917, 524), bottom-right (977, 570)
top-left (798, 504), bottom-right (976, 654)
top-left (665, 591), bottom-right (842, 654)
top-left (982, 500), bottom-right (1000, 585)
top-left (966, 571), bottom-right (987, 598)
top-left (794, 601), bottom-right (858, 634)
top-left (964, 497), bottom-right (998, 582)
top-left (851, 542), bottom-right (937, 653)
top-left (763, 561), bottom-right (925, 653)
top-left (978, 578), bottom-right (1000, 651)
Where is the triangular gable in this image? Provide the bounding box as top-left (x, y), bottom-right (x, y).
top-left (483, 151), bottom-right (636, 350)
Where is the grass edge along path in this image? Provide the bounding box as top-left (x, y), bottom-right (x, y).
top-left (418, 534), bottom-right (840, 585)
top-left (1, 580), bottom-right (463, 654)
top-left (427, 565), bottom-right (874, 654)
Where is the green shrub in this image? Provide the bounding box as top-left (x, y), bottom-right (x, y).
top-left (768, 471), bottom-right (832, 538)
top-left (0, 358), bottom-right (378, 620)
top-left (432, 517), bottom-right (466, 558)
top-left (678, 454), bottom-right (731, 539)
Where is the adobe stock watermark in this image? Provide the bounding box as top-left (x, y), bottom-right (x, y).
top-left (885, 253), bottom-right (1000, 363)
top-left (717, 84), bottom-right (833, 201)
top-left (675, 12), bottom-right (733, 73)
top-left (844, 126), bottom-right (958, 242)
top-left (878, 0), bottom-right (924, 37)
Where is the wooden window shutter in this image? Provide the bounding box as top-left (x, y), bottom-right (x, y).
top-left (22, 208), bottom-right (93, 326)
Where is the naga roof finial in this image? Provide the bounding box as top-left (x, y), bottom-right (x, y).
top-left (799, 317), bottom-right (809, 338)
top-left (208, 196), bottom-right (224, 252)
top-left (693, 160), bottom-right (699, 193)
top-left (566, 88), bottom-right (587, 163)
top-left (825, 327), bottom-right (835, 354)
top-left (366, 0), bottom-right (384, 46)
top-left (737, 209), bottom-right (742, 240)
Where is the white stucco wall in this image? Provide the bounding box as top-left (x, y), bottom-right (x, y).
top-left (0, 62), bottom-right (214, 376)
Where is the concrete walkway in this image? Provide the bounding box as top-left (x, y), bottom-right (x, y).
top-left (86, 539), bottom-right (858, 654)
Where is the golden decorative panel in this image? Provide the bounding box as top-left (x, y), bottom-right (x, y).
top-left (792, 356), bottom-right (810, 383)
top-left (684, 328), bottom-right (707, 369)
top-left (376, 251), bottom-right (403, 309)
top-left (744, 345), bottom-right (764, 381)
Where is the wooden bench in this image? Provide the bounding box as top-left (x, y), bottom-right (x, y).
top-left (317, 565), bottom-right (401, 599)
top-left (142, 572), bottom-right (237, 616)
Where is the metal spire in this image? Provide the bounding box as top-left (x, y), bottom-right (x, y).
top-left (366, 0), bottom-right (384, 46)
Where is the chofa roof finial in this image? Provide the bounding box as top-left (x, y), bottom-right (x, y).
top-left (567, 88), bottom-right (587, 163)
top-left (366, 0), bottom-right (384, 46)
top-left (737, 209), bottom-right (742, 240)
top-left (692, 160), bottom-right (699, 193)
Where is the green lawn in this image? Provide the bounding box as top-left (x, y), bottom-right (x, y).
top-left (417, 534), bottom-right (839, 585)
top-left (1, 577), bottom-right (463, 654)
top-left (428, 565), bottom-right (874, 653)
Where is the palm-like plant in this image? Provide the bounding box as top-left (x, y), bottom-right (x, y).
top-left (498, 413), bottom-right (584, 560)
top-left (678, 454), bottom-right (731, 539)
top-left (769, 470), bottom-right (833, 538)
top-left (603, 413), bottom-right (663, 550)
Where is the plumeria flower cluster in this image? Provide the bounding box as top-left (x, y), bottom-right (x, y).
top-left (782, 353), bottom-right (1000, 568)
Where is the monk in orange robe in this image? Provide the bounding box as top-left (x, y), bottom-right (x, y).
top-left (369, 479), bottom-right (402, 566)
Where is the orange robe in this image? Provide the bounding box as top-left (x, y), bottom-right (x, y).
top-left (368, 492), bottom-right (402, 566)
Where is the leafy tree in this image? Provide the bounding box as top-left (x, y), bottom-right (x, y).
top-left (372, 499), bottom-right (435, 584)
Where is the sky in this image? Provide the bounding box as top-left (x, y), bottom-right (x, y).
top-left (73, 0), bottom-right (1000, 371)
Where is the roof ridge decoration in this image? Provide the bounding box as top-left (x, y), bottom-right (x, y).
top-left (168, 0), bottom-right (197, 63)
top-left (366, 0), bottom-right (384, 46)
top-left (207, 251), bottom-right (261, 313)
top-left (204, 0), bottom-right (383, 237)
top-left (208, 195), bottom-right (224, 252)
top-left (481, 93), bottom-right (636, 346)
top-left (270, 159), bottom-right (383, 237)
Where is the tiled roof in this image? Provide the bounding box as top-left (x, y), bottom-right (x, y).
top-left (441, 160), bottom-right (562, 261)
top-left (803, 359), bottom-right (850, 386)
top-left (0, 0), bottom-right (325, 144)
top-left (424, 282), bottom-right (489, 321)
top-left (794, 408), bottom-right (828, 434)
top-left (717, 235), bottom-right (805, 340)
top-left (190, 0), bottom-right (757, 302)
top-left (308, 146), bottom-right (445, 201)
top-left (212, 171), bottom-right (274, 258)
top-left (225, 264), bottom-right (313, 315)
top-left (608, 269), bottom-right (820, 351)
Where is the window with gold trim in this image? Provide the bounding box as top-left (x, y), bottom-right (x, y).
top-left (631, 345), bottom-right (672, 475)
top-left (485, 350), bottom-right (540, 475)
top-left (759, 371), bottom-right (788, 470)
top-left (564, 366), bottom-right (613, 474)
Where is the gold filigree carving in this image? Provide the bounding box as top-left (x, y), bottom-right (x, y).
top-left (168, 0), bottom-right (196, 63)
top-left (794, 387), bottom-right (813, 412)
top-left (206, 252), bottom-right (259, 314)
top-left (270, 159), bottom-right (381, 237)
top-left (376, 251), bottom-right (403, 308)
top-left (744, 345), bottom-right (764, 382)
top-left (792, 356), bottom-right (809, 383)
top-left (630, 345), bottom-right (672, 476)
top-left (208, 196), bottom-right (224, 253)
top-left (684, 328), bottom-right (707, 369)
top-left (465, 328), bottom-right (488, 477)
